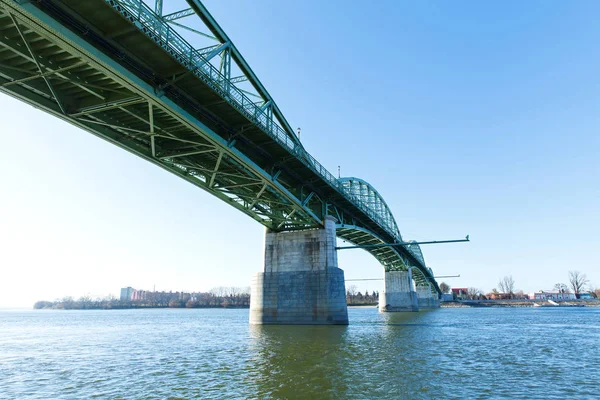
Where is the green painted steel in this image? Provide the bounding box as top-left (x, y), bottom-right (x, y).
top-left (336, 238), bottom-right (470, 250)
top-left (0, 0), bottom-right (441, 294)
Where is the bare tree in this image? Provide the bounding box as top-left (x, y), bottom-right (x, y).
top-left (467, 287), bottom-right (482, 299)
top-left (498, 276), bottom-right (515, 297)
top-left (104, 294), bottom-right (117, 302)
top-left (439, 282), bottom-right (451, 294)
top-left (78, 295), bottom-right (92, 309)
top-left (553, 283), bottom-right (569, 293)
top-left (568, 271), bottom-right (588, 297)
top-left (587, 284), bottom-right (599, 299)
top-left (347, 285), bottom-right (358, 304)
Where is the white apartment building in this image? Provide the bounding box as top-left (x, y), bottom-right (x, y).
top-left (529, 291), bottom-right (576, 301)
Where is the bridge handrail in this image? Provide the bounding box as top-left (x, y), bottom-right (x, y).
top-left (106, 0), bottom-right (421, 255)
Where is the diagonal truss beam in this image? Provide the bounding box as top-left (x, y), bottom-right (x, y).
top-left (0, 35), bottom-right (106, 101)
top-left (0, 61), bottom-right (85, 88)
top-left (70, 97), bottom-right (146, 117)
top-left (0, 0), bottom-right (441, 293)
top-left (163, 8), bottom-right (195, 21)
top-left (184, 0), bottom-right (300, 145)
top-left (208, 152), bottom-right (223, 188)
top-left (7, 11), bottom-right (66, 114)
top-left (168, 20), bottom-right (218, 41)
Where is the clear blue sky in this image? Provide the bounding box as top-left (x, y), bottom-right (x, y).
top-left (1, 0), bottom-right (598, 306)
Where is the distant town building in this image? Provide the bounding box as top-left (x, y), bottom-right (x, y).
top-left (132, 290), bottom-right (147, 301)
top-left (578, 292), bottom-right (593, 299)
top-left (529, 291), bottom-right (576, 301)
top-left (120, 287), bottom-right (135, 301)
top-left (451, 288), bottom-right (468, 299)
top-left (487, 292), bottom-right (512, 300)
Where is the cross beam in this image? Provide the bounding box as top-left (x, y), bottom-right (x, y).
top-left (336, 237), bottom-right (470, 250)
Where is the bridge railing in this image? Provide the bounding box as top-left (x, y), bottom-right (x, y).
top-left (106, 0), bottom-right (426, 264)
top-left (109, 0), bottom-right (299, 150)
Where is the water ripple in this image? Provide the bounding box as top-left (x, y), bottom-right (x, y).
top-left (0, 307), bottom-right (599, 399)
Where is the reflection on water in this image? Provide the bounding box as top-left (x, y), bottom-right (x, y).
top-left (381, 309), bottom-right (422, 325)
top-left (0, 307), bottom-right (599, 399)
top-left (248, 325), bottom-right (348, 398)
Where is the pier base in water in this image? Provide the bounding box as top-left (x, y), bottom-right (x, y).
top-left (417, 283), bottom-right (441, 309)
top-left (249, 216), bottom-right (348, 325)
top-left (379, 270), bottom-right (419, 312)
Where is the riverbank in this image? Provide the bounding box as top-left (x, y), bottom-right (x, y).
top-left (35, 300), bottom-right (378, 310)
top-left (33, 299), bottom-right (250, 310)
top-left (34, 299), bottom-right (600, 310)
top-left (34, 303), bottom-right (250, 310)
top-left (441, 300), bottom-right (600, 308)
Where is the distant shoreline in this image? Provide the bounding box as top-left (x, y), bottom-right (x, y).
top-left (33, 304), bottom-right (250, 310)
top-left (441, 300), bottom-right (600, 308)
top-left (34, 304), bottom-right (381, 310)
top-left (33, 302), bottom-right (379, 310)
top-left (31, 300), bottom-right (600, 311)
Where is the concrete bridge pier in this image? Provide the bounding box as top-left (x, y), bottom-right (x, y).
top-left (416, 283), bottom-right (441, 309)
top-left (249, 216), bottom-right (349, 325)
top-left (379, 270), bottom-right (419, 312)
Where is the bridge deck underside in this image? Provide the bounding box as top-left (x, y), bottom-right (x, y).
top-left (0, 0), bottom-right (439, 295)
top-left (0, 0), bottom-right (323, 231)
top-left (336, 226), bottom-right (433, 289)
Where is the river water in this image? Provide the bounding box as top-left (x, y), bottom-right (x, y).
top-left (1, 307), bottom-right (598, 399)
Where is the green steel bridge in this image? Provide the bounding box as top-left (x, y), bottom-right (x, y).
top-left (0, 0), bottom-right (441, 294)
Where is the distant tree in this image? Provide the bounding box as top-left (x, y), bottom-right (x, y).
top-left (568, 271), bottom-right (589, 298)
top-left (346, 285), bottom-right (358, 304)
top-left (498, 276), bottom-right (515, 297)
top-left (227, 287), bottom-right (242, 306)
top-left (553, 283), bottom-right (569, 293)
top-left (61, 296), bottom-right (75, 309)
top-left (186, 299), bottom-right (198, 308)
top-left (33, 301), bottom-right (54, 309)
top-left (439, 282), bottom-right (451, 294)
top-left (78, 295), bottom-right (92, 309)
top-left (467, 287), bottom-right (482, 299)
top-left (168, 299), bottom-right (184, 308)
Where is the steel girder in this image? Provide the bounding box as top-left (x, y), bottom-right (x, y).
top-left (0, 0), bottom-right (441, 295)
top-left (98, 0), bottom-right (413, 244)
top-left (336, 177), bottom-right (437, 293)
top-left (339, 177), bottom-right (401, 239)
top-left (0, 0), bottom-right (318, 231)
top-left (336, 224), bottom-right (439, 294)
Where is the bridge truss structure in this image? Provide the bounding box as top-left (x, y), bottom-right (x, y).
top-left (0, 0), bottom-right (440, 293)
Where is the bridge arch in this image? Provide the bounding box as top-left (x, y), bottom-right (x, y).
top-left (335, 226), bottom-right (438, 294)
top-left (336, 224), bottom-right (407, 271)
top-left (335, 178), bottom-right (439, 294)
top-left (338, 177), bottom-right (402, 241)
